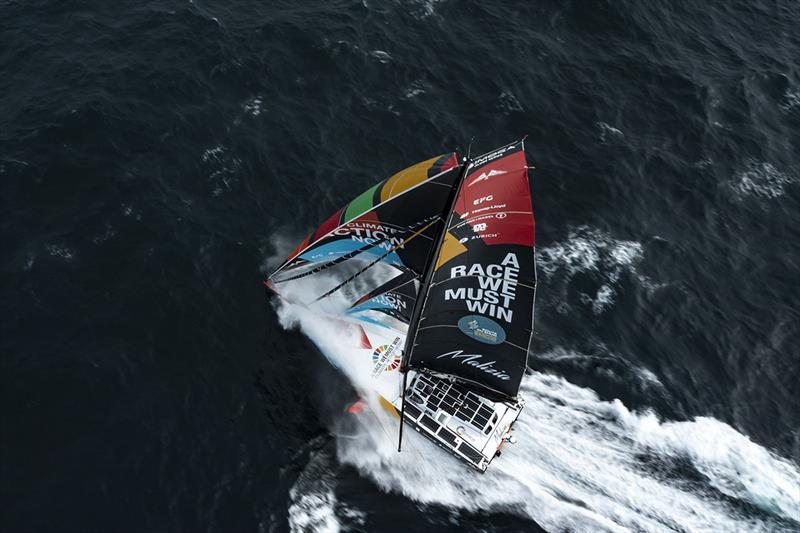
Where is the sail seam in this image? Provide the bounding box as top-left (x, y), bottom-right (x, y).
top-left (402, 159), bottom-right (473, 370)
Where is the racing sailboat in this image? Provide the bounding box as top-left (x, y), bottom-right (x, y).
top-left (266, 140), bottom-right (536, 471)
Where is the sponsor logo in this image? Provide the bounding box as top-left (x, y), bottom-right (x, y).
top-left (333, 222), bottom-right (404, 251)
top-left (370, 293), bottom-right (407, 312)
top-left (371, 337), bottom-right (402, 376)
top-left (473, 194), bottom-right (494, 206)
top-left (435, 350), bottom-right (511, 381)
top-left (473, 202), bottom-right (506, 214)
top-left (468, 169), bottom-right (507, 187)
top-left (472, 144), bottom-right (517, 167)
top-left (458, 315), bottom-right (507, 345)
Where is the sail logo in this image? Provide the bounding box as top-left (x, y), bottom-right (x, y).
top-left (333, 222), bottom-right (405, 251)
top-left (371, 293), bottom-right (407, 312)
top-left (458, 315), bottom-right (507, 345)
top-left (470, 202), bottom-right (508, 217)
top-left (371, 337), bottom-right (402, 376)
top-left (472, 144), bottom-right (516, 167)
top-left (468, 169), bottom-right (507, 187)
top-left (435, 350), bottom-right (511, 380)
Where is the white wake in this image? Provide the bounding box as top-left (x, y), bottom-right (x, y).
top-left (277, 301), bottom-right (800, 532)
top-left (271, 229), bottom-right (799, 532)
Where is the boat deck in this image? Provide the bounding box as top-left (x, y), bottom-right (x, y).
top-left (398, 373), bottom-right (522, 472)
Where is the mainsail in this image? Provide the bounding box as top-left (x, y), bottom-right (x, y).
top-left (403, 140), bottom-right (536, 400)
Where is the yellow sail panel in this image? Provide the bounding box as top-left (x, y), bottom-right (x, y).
top-left (380, 155), bottom-right (443, 202)
top-left (434, 231), bottom-right (467, 270)
top-left (379, 395), bottom-right (400, 418)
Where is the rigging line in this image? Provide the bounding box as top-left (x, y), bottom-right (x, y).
top-left (383, 272), bottom-right (418, 293)
top-left (312, 219), bottom-right (439, 303)
top-left (401, 159), bottom-right (473, 372)
top-left (348, 270), bottom-right (419, 309)
top-left (398, 370), bottom-right (409, 452)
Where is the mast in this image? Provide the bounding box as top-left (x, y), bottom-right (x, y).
top-left (401, 151), bottom-right (473, 372)
top-left (397, 148), bottom-right (473, 452)
top-left (395, 138), bottom-right (534, 402)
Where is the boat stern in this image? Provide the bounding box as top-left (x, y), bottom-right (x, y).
top-left (395, 373), bottom-right (523, 472)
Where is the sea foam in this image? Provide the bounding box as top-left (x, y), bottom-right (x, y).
top-left (276, 298), bottom-right (800, 532)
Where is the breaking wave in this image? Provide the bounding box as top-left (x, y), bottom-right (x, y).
top-left (731, 160), bottom-right (797, 200)
top-left (275, 299), bottom-right (800, 532)
top-left (288, 446), bottom-right (341, 533)
top-left (537, 226), bottom-right (660, 315)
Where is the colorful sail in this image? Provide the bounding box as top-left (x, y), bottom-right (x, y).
top-left (268, 153), bottom-right (461, 308)
top-left (404, 140), bottom-right (536, 400)
top-left (345, 272), bottom-right (419, 331)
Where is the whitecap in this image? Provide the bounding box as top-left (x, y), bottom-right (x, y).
top-left (597, 122), bottom-right (624, 143)
top-left (45, 244), bottom-right (74, 261)
top-left (537, 226), bottom-right (657, 314)
top-left (406, 0), bottom-right (445, 19)
top-left (242, 95), bottom-right (264, 117)
top-left (592, 284), bottom-right (614, 314)
top-left (403, 81), bottom-right (427, 99)
top-left (498, 90), bottom-right (524, 113)
top-left (201, 145), bottom-right (241, 195)
top-left (289, 448), bottom-right (341, 533)
top-left (369, 50), bottom-right (392, 64)
top-left (731, 160), bottom-right (796, 199)
top-left (779, 88), bottom-right (800, 112)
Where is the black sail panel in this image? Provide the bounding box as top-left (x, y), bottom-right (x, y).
top-left (346, 271), bottom-right (418, 324)
top-left (407, 141), bottom-right (536, 400)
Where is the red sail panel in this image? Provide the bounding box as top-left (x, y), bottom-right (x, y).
top-left (314, 207), bottom-right (346, 242)
top-left (453, 149), bottom-right (534, 248)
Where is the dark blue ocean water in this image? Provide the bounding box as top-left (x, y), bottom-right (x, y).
top-left (2, 1), bottom-right (799, 531)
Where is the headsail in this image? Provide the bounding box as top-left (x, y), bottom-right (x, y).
top-left (268, 153), bottom-right (461, 313)
top-left (403, 140), bottom-right (536, 400)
